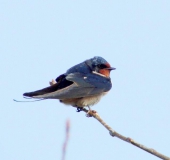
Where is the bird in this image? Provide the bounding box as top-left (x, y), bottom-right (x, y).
top-left (23, 56), bottom-right (116, 112)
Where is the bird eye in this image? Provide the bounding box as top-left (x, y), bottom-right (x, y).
top-left (97, 64), bottom-right (107, 69)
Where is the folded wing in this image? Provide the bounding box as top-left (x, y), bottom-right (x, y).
top-left (23, 73), bottom-right (112, 99)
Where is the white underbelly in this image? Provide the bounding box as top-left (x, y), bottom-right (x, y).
top-left (60, 92), bottom-right (107, 107)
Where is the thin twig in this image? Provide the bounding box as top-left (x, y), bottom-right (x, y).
top-left (82, 108), bottom-right (170, 160)
top-left (61, 119), bottom-right (70, 160)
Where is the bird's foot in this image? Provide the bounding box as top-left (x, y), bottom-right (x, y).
top-left (86, 110), bottom-right (97, 117)
top-left (76, 107), bottom-right (83, 112)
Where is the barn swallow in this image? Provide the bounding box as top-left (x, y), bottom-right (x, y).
top-left (23, 56), bottom-right (116, 111)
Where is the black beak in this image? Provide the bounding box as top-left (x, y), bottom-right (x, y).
top-left (106, 67), bottom-right (116, 70)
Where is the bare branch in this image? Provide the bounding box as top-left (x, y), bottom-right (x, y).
top-left (61, 119), bottom-right (70, 160)
top-left (82, 108), bottom-right (170, 160)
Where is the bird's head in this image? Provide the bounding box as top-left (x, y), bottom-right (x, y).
top-left (85, 56), bottom-right (116, 78)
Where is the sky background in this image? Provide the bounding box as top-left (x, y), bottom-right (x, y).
top-left (1, 1), bottom-right (170, 160)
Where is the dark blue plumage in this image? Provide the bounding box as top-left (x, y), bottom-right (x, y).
top-left (23, 56), bottom-right (115, 108)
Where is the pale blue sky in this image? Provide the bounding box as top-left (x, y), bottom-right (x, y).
top-left (1, 1), bottom-right (170, 160)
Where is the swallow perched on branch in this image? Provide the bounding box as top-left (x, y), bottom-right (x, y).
top-left (23, 56), bottom-right (116, 111)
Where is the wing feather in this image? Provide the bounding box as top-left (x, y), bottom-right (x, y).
top-left (23, 73), bottom-right (112, 99)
